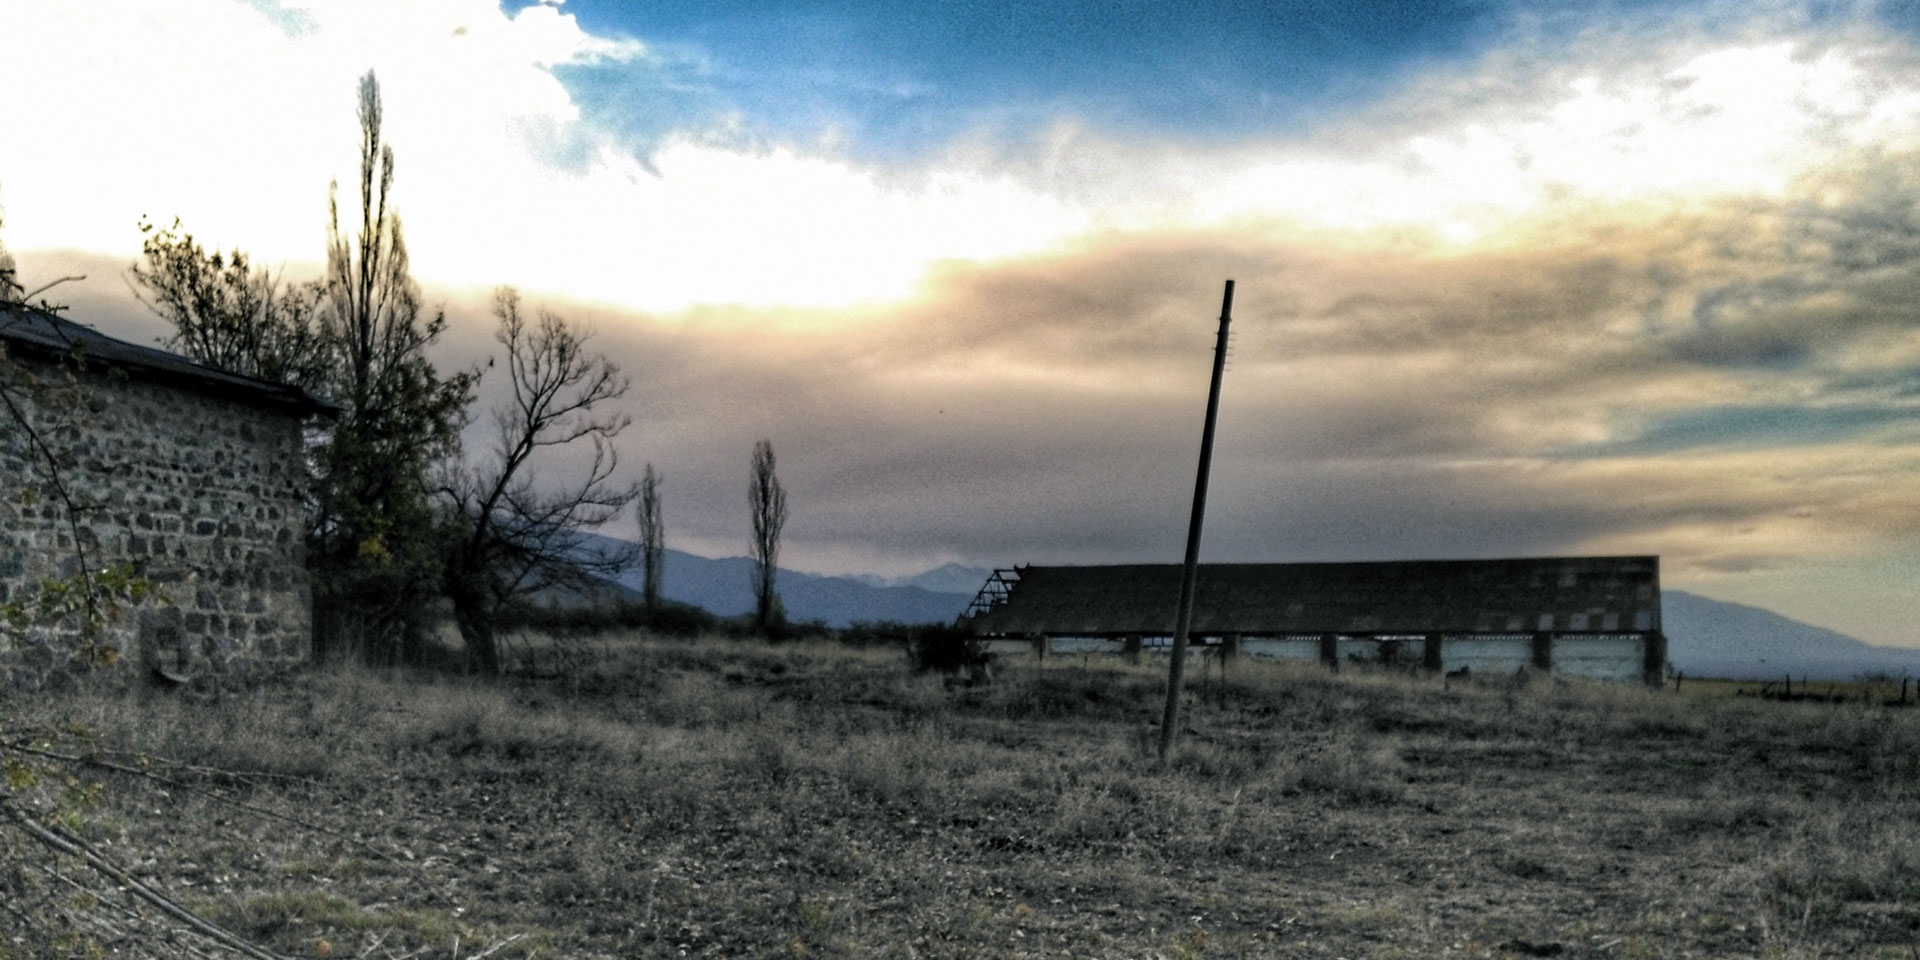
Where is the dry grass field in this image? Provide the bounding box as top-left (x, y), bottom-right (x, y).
top-left (3, 636), bottom-right (1918, 959)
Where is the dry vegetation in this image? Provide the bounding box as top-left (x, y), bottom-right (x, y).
top-left (3, 636), bottom-right (1918, 959)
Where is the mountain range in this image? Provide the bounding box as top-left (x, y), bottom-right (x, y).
top-left (599, 543), bottom-right (981, 627)
top-left (581, 536), bottom-right (1920, 680)
top-left (1662, 590), bottom-right (1920, 681)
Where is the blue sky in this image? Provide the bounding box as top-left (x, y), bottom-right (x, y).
top-left (534, 0), bottom-right (1511, 155)
top-left (7, 0), bottom-right (1920, 645)
top-left (524, 0), bottom-right (1916, 158)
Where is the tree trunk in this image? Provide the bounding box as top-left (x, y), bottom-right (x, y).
top-left (449, 582), bottom-right (499, 675)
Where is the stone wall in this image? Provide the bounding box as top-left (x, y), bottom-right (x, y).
top-left (0, 359), bottom-right (313, 687)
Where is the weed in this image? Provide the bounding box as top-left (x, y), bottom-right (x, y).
top-left (1294, 733), bottom-right (1407, 805)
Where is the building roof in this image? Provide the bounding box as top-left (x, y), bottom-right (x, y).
top-left (967, 556), bottom-right (1661, 637)
top-left (0, 304), bottom-right (337, 417)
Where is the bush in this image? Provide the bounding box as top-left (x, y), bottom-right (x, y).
top-left (908, 624), bottom-right (988, 675)
top-left (837, 621), bottom-right (917, 649)
top-left (496, 597), bottom-right (720, 638)
top-left (760, 617), bottom-right (832, 644)
top-left (639, 601), bottom-right (722, 638)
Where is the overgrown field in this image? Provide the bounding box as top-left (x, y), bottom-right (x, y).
top-left (4, 637), bottom-right (1918, 958)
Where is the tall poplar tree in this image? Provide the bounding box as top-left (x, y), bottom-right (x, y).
top-left (639, 463), bottom-right (664, 612)
top-left (309, 71), bottom-right (474, 664)
top-left (748, 440), bottom-right (787, 636)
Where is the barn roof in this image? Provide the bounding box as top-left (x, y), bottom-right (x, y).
top-left (0, 304), bottom-right (337, 417)
top-left (967, 556), bottom-right (1661, 637)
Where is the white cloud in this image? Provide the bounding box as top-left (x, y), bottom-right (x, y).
top-left (5, 2), bottom-right (1920, 313)
top-left (0, 0), bottom-right (628, 262)
top-left (1180, 40), bottom-right (1920, 244)
top-left (0, 0), bottom-right (1092, 311)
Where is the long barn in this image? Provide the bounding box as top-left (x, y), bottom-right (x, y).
top-left (965, 556), bottom-right (1665, 683)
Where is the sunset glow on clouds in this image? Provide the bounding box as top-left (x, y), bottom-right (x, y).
top-left (7, 0), bottom-right (1920, 644)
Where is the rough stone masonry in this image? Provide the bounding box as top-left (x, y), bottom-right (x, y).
top-left (1, 308), bottom-right (330, 688)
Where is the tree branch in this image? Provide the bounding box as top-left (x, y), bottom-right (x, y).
top-left (0, 797), bottom-right (292, 960)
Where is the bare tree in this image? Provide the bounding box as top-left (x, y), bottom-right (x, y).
top-left (443, 287), bottom-right (638, 674)
top-left (311, 70), bottom-right (475, 665)
top-left (638, 463), bottom-right (664, 612)
top-left (748, 439), bottom-right (787, 635)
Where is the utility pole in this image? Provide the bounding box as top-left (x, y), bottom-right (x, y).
top-left (1159, 280), bottom-right (1235, 760)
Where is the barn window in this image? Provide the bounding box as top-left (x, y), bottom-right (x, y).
top-left (1537, 613), bottom-right (1555, 631)
top-left (1602, 613), bottom-right (1620, 631)
top-left (1570, 613), bottom-right (1590, 630)
top-left (1634, 611), bottom-right (1653, 630)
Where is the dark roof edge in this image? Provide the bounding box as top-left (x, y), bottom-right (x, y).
top-left (1, 305), bottom-right (339, 418)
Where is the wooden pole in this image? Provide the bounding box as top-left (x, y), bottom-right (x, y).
top-left (1159, 280), bottom-right (1235, 760)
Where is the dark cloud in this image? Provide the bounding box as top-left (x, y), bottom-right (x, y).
top-left (567, 146), bottom-right (1920, 585)
top-left (25, 133), bottom-right (1920, 614)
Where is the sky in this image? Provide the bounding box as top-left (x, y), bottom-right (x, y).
top-left (6, 0), bottom-right (1920, 646)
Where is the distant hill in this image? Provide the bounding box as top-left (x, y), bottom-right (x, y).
top-left (1664, 590), bottom-right (1920, 681)
top-left (575, 534), bottom-right (975, 627)
top-left (851, 563), bottom-right (997, 595)
top-left (915, 563), bottom-right (1001, 594)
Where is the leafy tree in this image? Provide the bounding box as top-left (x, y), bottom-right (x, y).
top-left (122, 73), bottom-right (467, 666)
top-left (309, 71), bottom-right (475, 665)
top-left (638, 463), bottom-right (664, 612)
top-left (129, 217), bottom-right (328, 386)
top-left (748, 439), bottom-right (787, 636)
top-left (441, 287), bottom-right (637, 674)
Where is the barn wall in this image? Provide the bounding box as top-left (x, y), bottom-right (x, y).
top-left (1437, 636), bottom-right (1534, 674)
top-left (1336, 636), bottom-right (1432, 666)
top-left (981, 638), bottom-right (1036, 657)
top-left (0, 362), bottom-right (313, 687)
top-left (1051, 636), bottom-right (1114, 655)
top-left (1553, 635), bottom-right (1646, 680)
top-left (979, 630), bottom-right (1649, 680)
top-left (1242, 637), bottom-right (1322, 662)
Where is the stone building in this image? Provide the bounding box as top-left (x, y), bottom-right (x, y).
top-left (1, 305), bottom-right (334, 687)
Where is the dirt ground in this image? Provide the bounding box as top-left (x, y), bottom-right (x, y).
top-left (3, 637), bottom-right (1917, 958)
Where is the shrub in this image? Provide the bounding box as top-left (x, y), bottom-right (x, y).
top-left (908, 624), bottom-right (988, 675)
top-left (638, 602), bottom-right (722, 638)
top-left (497, 597), bottom-right (720, 638)
top-left (837, 621), bottom-right (917, 649)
